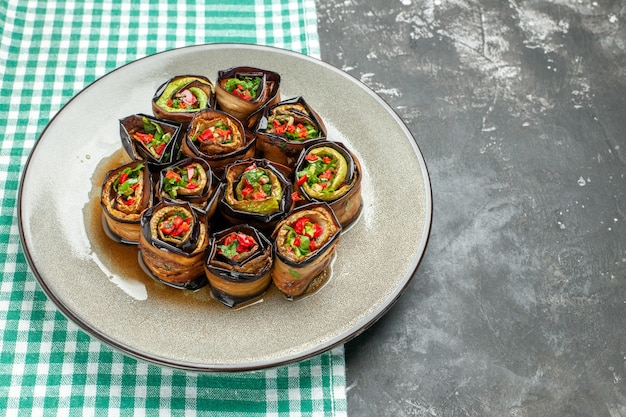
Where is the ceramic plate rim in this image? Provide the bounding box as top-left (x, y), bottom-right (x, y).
top-left (17, 43), bottom-right (432, 372)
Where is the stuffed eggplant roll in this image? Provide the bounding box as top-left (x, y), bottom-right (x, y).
top-left (254, 97), bottom-right (327, 168)
top-left (215, 66), bottom-right (281, 122)
top-left (158, 157), bottom-right (223, 218)
top-left (271, 203), bottom-right (341, 298)
top-left (152, 75), bottom-right (215, 127)
top-left (100, 161), bottom-right (152, 244)
top-left (219, 158), bottom-right (293, 232)
top-left (293, 140), bottom-right (363, 227)
top-left (182, 109), bottom-right (255, 174)
top-left (205, 225), bottom-right (273, 308)
top-left (138, 200), bottom-right (209, 289)
top-left (119, 114), bottom-right (182, 172)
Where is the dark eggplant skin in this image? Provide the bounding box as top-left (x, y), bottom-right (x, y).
top-left (138, 200), bottom-right (209, 289)
top-left (271, 202), bottom-right (342, 298)
top-left (119, 113), bottom-right (183, 173)
top-left (100, 160), bottom-right (153, 245)
top-left (205, 224), bottom-right (273, 308)
top-left (215, 66), bottom-right (281, 123)
top-left (219, 158), bottom-right (294, 233)
top-left (252, 96), bottom-right (327, 168)
top-left (151, 75), bottom-right (216, 129)
top-left (157, 157), bottom-right (224, 219)
top-left (292, 139), bottom-right (364, 228)
top-left (137, 253), bottom-right (208, 291)
top-left (181, 109), bottom-right (256, 176)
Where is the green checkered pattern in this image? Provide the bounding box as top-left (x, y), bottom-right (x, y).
top-left (0, 1), bottom-right (347, 415)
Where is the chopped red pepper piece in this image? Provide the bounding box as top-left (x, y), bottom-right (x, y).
top-left (154, 143), bottom-right (166, 156)
top-left (134, 132), bottom-right (154, 144)
top-left (273, 119), bottom-right (287, 135)
top-left (251, 189), bottom-right (268, 201)
top-left (223, 233), bottom-right (236, 246)
top-left (235, 233), bottom-right (255, 253)
top-left (294, 217), bottom-right (309, 235)
top-left (233, 85), bottom-right (253, 101)
top-left (198, 129), bottom-right (214, 142)
top-left (241, 182), bottom-right (255, 199)
top-left (165, 170), bottom-right (181, 182)
top-left (291, 191), bottom-right (303, 202)
top-left (319, 169), bottom-right (333, 181)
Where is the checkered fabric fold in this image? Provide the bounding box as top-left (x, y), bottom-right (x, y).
top-left (0, 1), bottom-right (347, 415)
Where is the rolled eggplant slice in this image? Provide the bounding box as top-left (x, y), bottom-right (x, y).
top-left (158, 157), bottom-right (224, 218)
top-left (152, 75), bottom-right (216, 127)
top-left (293, 140), bottom-right (363, 227)
top-left (215, 66), bottom-right (281, 123)
top-left (205, 225), bottom-right (273, 308)
top-left (271, 203), bottom-right (342, 298)
top-left (254, 97), bottom-right (327, 168)
top-left (119, 113), bottom-right (183, 171)
top-left (138, 200), bottom-right (209, 289)
top-left (181, 109), bottom-right (255, 175)
top-left (100, 161), bottom-right (152, 244)
top-left (219, 158), bottom-right (293, 232)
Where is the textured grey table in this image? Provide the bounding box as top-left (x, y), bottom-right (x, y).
top-left (317, 1), bottom-right (626, 416)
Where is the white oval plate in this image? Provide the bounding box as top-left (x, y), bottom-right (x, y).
top-left (18, 44), bottom-right (432, 371)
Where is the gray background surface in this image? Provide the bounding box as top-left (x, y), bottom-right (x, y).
top-left (317, 0), bottom-right (626, 415)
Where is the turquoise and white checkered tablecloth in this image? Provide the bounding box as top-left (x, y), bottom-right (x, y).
top-left (0, 1), bottom-right (348, 415)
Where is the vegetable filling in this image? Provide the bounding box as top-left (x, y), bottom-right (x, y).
top-left (193, 120), bottom-right (233, 145)
top-left (114, 164), bottom-right (144, 207)
top-left (217, 232), bottom-right (256, 260)
top-left (270, 116), bottom-right (318, 141)
top-left (158, 211), bottom-right (192, 240)
top-left (230, 163), bottom-right (282, 215)
top-left (133, 117), bottom-right (171, 158)
top-left (296, 147), bottom-right (349, 200)
top-left (162, 164), bottom-right (202, 199)
top-left (281, 217), bottom-right (324, 257)
top-left (224, 76), bottom-right (262, 102)
top-left (237, 164), bottom-right (272, 202)
top-left (166, 88), bottom-right (200, 110)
